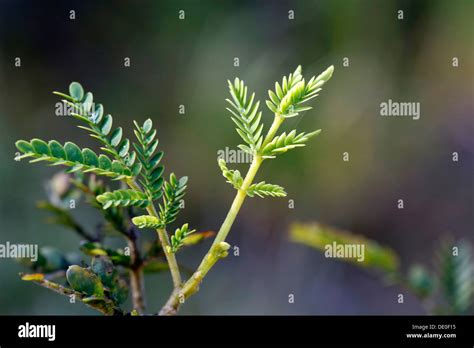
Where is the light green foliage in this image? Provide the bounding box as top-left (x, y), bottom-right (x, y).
top-left (219, 65), bottom-right (333, 200)
top-left (266, 65), bottom-right (334, 117)
top-left (218, 159), bottom-right (243, 189)
top-left (133, 119), bottom-right (165, 200)
top-left (226, 78), bottom-right (264, 155)
top-left (261, 130), bottom-right (321, 159)
top-left (169, 223), bottom-right (196, 253)
top-left (15, 139), bottom-right (131, 179)
top-left (132, 215), bottom-right (162, 229)
top-left (53, 82), bottom-right (139, 174)
top-left (246, 182), bottom-right (286, 198)
top-left (159, 173), bottom-right (188, 225)
top-left (132, 173), bottom-right (188, 229)
top-left (159, 65), bottom-right (333, 313)
top-left (96, 189), bottom-right (150, 209)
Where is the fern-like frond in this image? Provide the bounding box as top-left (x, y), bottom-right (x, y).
top-left (218, 159), bottom-right (243, 189)
top-left (96, 189), bottom-right (150, 210)
top-left (159, 173), bottom-right (187, 225)
top-left (132, 215), bottom-right (162, 229)
top-left (246, 182), bottom-right (286, 198)
top-left (266, 65), bottom-right (334, 118)
top-left (261, 129), bottom-right (321, 159)
top-left (15, 139), bottom-right (131, 180)
top-left (169, 223), bottom-right (196, 253)
top-left (133, 118), bottom-right (164, 201)
top-left (226, 78), bottom-right (264, 155)
top-left (53, 82), bottom-right (140, 175)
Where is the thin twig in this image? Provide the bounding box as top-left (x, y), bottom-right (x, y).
top-left (125, 226), bottom-right (146, 314)
top-left (19, 273), bottom-right (122, 315)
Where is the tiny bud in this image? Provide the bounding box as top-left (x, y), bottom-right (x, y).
top-left (317, 65), bottom-right (334, 82)
top-left (219, 242), bottom-right (231, 251)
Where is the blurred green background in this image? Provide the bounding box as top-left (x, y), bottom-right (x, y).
top-left (0, 0), bottom-right (472, 314)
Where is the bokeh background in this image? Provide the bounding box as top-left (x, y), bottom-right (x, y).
top-left (0, 0), bottom-right (472, 314)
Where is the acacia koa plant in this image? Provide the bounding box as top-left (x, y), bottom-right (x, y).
top-left (15, 64), bottom-right (334, 315)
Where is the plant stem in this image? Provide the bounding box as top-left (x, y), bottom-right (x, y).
top-left (212, 156), bottom-right (262, 246)
top-left (159, 114), bottom-right (285, 314)
top-left (148, 207), bottom-right (182, 288)
top-left (126, 235), bottom-right (146, 314)
top-left (20, 274), bottom-right (122, 315)
top-left (127, 179), bottom-right (182, 289)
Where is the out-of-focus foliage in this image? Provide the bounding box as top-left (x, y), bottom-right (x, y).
top-left (290, 222), bottom-right (473, 315)
top-left (290, 222), bottom-right (399, 274)
top-left (436, 240), bottom-right (473, 314)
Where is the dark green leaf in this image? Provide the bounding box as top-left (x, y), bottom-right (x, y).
top-left (82, 148), bottom-right (99, 167)
top-left (64, 142), bottom-right (83, 162)
top-left (15, 140), bottom-right (33, 153)
top-left (31, 139), bottom-right (50, 156)
top-left (100, 114), bottom-right (113, 135)
top-left (98, 154), bottom-right (112, 170)
top-left (49, 140), bottom-right (66, 159)
top-left (109, 127), bottom-right (123, 147)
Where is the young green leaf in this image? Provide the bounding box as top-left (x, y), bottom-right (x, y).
top-left (159, 173), bottom-right (187, 225)
top-left (133, 118), bottom-right (164, 200)
top-left (132, 215), bottom-right (162, 229)
top-left (96, 189), bottom-right (150, 209)
top-left (226, 78), bottom-right (264, 155)
top-left (266, 65), bottom-right (334, 117)
top-left (261, 130), bottom-right (321, 159)
top-left (246, 182), bottom-right (286, 198)
top-left (218, 159), bottom-right (243, 189)
top-left (169, 223), bottom-right (196, 253)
